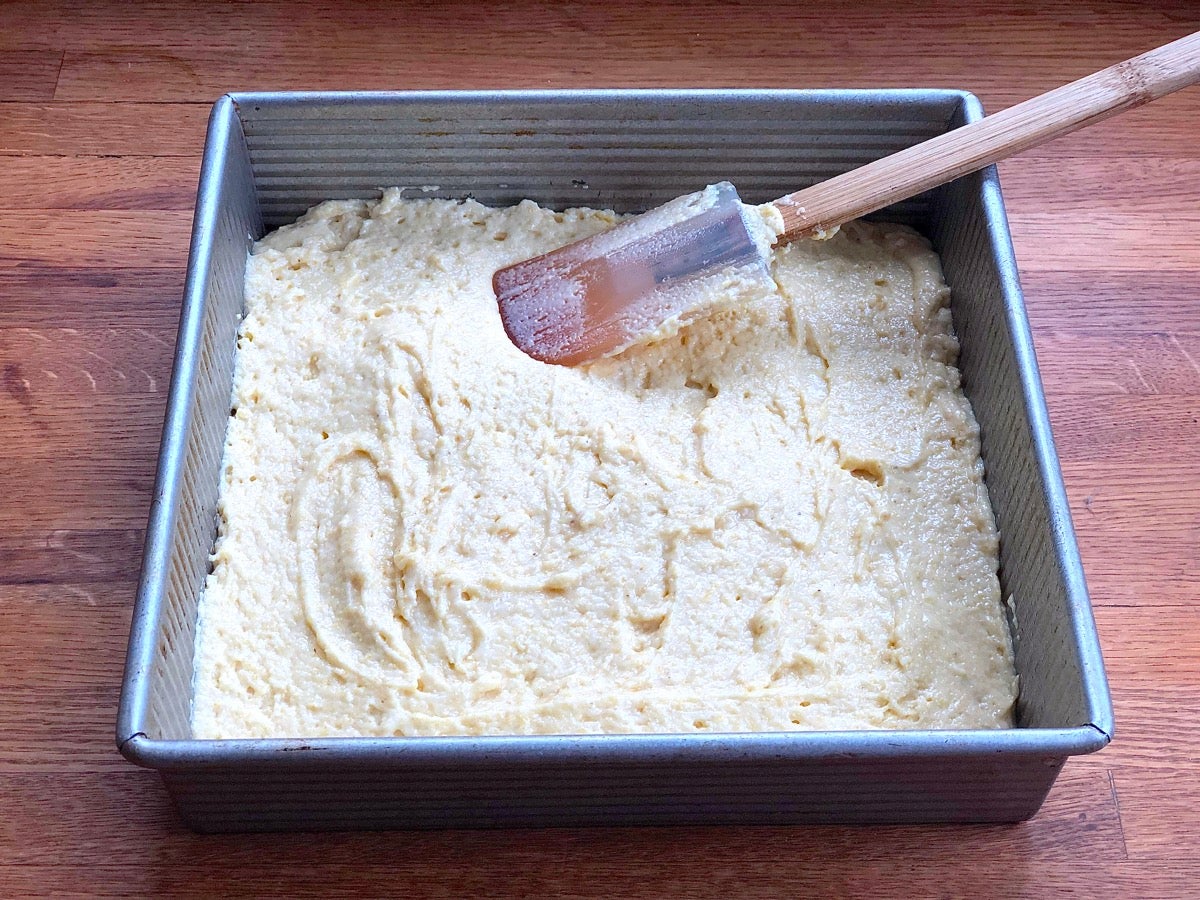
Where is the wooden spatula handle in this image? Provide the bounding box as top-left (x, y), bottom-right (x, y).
top-left (774, 30), bottom-right (1200, 239)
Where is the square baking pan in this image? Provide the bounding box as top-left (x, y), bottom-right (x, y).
top-left (116, 90), bottom-right (1112, 832)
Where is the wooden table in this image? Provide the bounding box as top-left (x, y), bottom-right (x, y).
top-left (3, 2), bottom-right (1198, 895)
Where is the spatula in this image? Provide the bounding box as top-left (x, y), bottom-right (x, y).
top-left (495, 30), bottom-right (1200, 366)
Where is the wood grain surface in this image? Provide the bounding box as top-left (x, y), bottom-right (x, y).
top-left (2, 1), bottom-right (1198, 896)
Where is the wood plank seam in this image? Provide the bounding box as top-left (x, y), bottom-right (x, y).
top-left (1108, 768), bottom-right (1130, 859)
top-left (50, 49), bottom-right (66, 100)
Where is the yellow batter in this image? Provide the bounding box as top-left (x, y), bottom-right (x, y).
top-left (191, 189), bottom-right (1017, 738)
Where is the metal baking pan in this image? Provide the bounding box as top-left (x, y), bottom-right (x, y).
top-left (116, 90), bottom-right (1112, 832)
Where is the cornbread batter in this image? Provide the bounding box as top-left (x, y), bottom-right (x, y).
top-left (191, 189), bottom-right (1016, 738)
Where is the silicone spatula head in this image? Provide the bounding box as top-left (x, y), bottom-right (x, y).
top-left (494, 182), bottom-right (773, 366)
